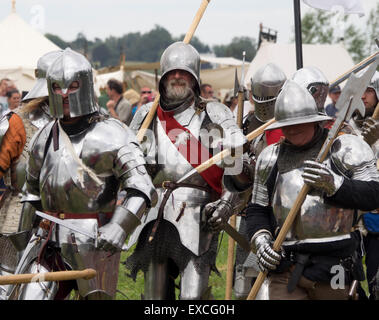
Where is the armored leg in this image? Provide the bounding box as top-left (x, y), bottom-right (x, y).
top-left (83, 290), bottom-right (113, 300)
top-left (179, 259), bottom-right (211, 300)
top-left (144, 260), bottom-right (172, 300)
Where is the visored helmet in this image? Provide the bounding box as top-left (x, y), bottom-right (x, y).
top-left (159, 41), bottom-right (201, 96)
top-left (47, 48), bottom-right (97, 118)
top-left (22, 50), bottom-right (63, 102)
top-left (266, 80), bottom-right (332, 131)
top-left (250, 63), bottom-right (287, 122)
top-left (291, 66), bottom-right (329, 113)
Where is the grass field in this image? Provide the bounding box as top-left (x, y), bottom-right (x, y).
top-left (114, 232), bottom-right (369, 300)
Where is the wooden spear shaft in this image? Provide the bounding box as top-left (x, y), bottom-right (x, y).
top-left (371, 102), bottom-right (379, 170)
top-left (0, 268), bottom-right (97, 285)
top-left (136, 0), bottom-right (211, 143)
top-left (225, 87), bottom-right (245, 300)
top-left (329, 51), bottom-right (378, 88)
top-left (195, 118), bottom-right (276, 173)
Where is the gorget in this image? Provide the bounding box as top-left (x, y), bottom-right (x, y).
top-left (277, 126), bottom-right (327, 174)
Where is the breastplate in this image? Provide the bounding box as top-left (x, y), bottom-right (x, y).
top-left (39, 125), bottom-right (118, 213)
top-left (272, 163), bottom-right (354, 241)
top-left (128, 111), bottom-right (215, 256)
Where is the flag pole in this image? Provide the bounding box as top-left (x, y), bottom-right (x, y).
top-left (293, 0), bottom-right (303, 70)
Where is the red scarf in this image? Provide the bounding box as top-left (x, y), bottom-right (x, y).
top-left (265, 128), bottom-right (283, 145)
top-left (157, 105), bottom-right (223, 195)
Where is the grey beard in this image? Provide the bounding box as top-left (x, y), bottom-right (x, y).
top-left (161, 84), bottom-right (195, 111)
top-left (166, 82), bottom-right (192, 103)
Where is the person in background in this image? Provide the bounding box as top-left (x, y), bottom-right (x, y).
top-left (106, 78), bottom-right (133, 126)
top-left (223, 90), bottom-right (238, 115)
top-left (0, 79), bottom-right (9, 113)
top-left (325, 85), bottom-right (341, 117)
top-left (6, 89), bottom-right (21, 113)
top-left (123, 88), bottom-right (141, 116)
top-left (200, 83), bottom-right (215, 100)
top-left (135, 86), bottom-right (153, 113)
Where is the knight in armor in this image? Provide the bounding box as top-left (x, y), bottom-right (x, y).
top-left (0, 51), bottom-right (59, 298)
top-left (234, 63), bottom-right (286, 299)
top-left (246, 79), bottom-right (379, 300)
top-left (6, 48), bottom-right (157, 300)
top-left (0, 90), bottom-right (26, 297)
top-left (352, 72), bottom-right (379, 300)
top-left (292, 66), bottom-right (354, 134)
top-left (124, 41), bottom-right (252, 300)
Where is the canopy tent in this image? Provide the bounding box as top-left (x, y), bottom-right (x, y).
top-left (0, 11), bottom-right (61, 91)
top-left (95, 67), bottom-right (160, 94)
top-left (244, 41), bottom-right (355, 88)
top-left (200, 55), bottom-right (247, 67)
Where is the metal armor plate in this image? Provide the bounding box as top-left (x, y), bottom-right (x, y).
top-left (272, 162), bottom-right (354, 241)
top-left (127, 109), bottom-right (214, 256)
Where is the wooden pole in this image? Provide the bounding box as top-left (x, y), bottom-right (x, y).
top-left (225, 83), bottom-right (245, 300)
top-left (0, 268), bottom-right (97, 285)
top-left (195, 118), bottom-right (276, 174)
top-left (371, 102), bottom-right (379, 170)
top-left (225, 216), bottom-right (236, 300)
top-left (136, 0), bottom-right (211, 143)
top-left (329, 51), bottom-right (379, 88)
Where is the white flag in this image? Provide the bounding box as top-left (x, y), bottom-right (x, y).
top-left (302, 0), bottom-right (365, 17)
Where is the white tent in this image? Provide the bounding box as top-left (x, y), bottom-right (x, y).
top-left (200, 55), bottom-right (247, 67)
top-left (0, 11), bottom-right (61, 91)
top-left (244, 41), bottom-right (355, 88)
top-left (95, 67), bottom-right (159, 94)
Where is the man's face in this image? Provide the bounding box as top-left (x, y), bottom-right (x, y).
top-left (164, 70), bottom-right (194, 102)
top-left (329, 91), bottom-right (340, 104)
top-left (52, 80), bottom-right (80, 118)
top-left (362, 87), bottom-right (378, 111)
top-left (201, 85), bottom-right (214, 99)
top-left (281, 122), bottom-right (316, 147)
top-left (105, 85), bottom-right (113, 99)
top-left (140, 86), bottom-right (152, 104)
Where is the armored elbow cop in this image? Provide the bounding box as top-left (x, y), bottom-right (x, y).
top-left (115, 143), bottom-right (158, 208)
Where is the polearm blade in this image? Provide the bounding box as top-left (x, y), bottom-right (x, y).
top-left (236, 51), bottom-right (246, 128)
top-left (35, 210), bottom-right (97, 240)
top-left (247, 55), bottom-right (379, 301)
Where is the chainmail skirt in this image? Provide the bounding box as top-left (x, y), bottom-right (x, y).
top-left (124, 220), bottom-right (220, 280)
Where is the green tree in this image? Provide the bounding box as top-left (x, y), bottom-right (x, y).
top-left (213, 36), bottom-right (257, 61)
top-left (367, 2), bottom-right (379, 54)
top-left (45, 33), bottom-right (69, 49)
top-left (300, 10), bottom-right (335, 44)
top-left (92, 43), bottom-right (113, 67)
top-left (298, 5), bottom-right (379, 63)
top-left (175, 35), bottom-right (211, 53)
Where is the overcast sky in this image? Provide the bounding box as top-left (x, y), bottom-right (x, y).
top-left (0, 0), bottom-right (377, 46)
